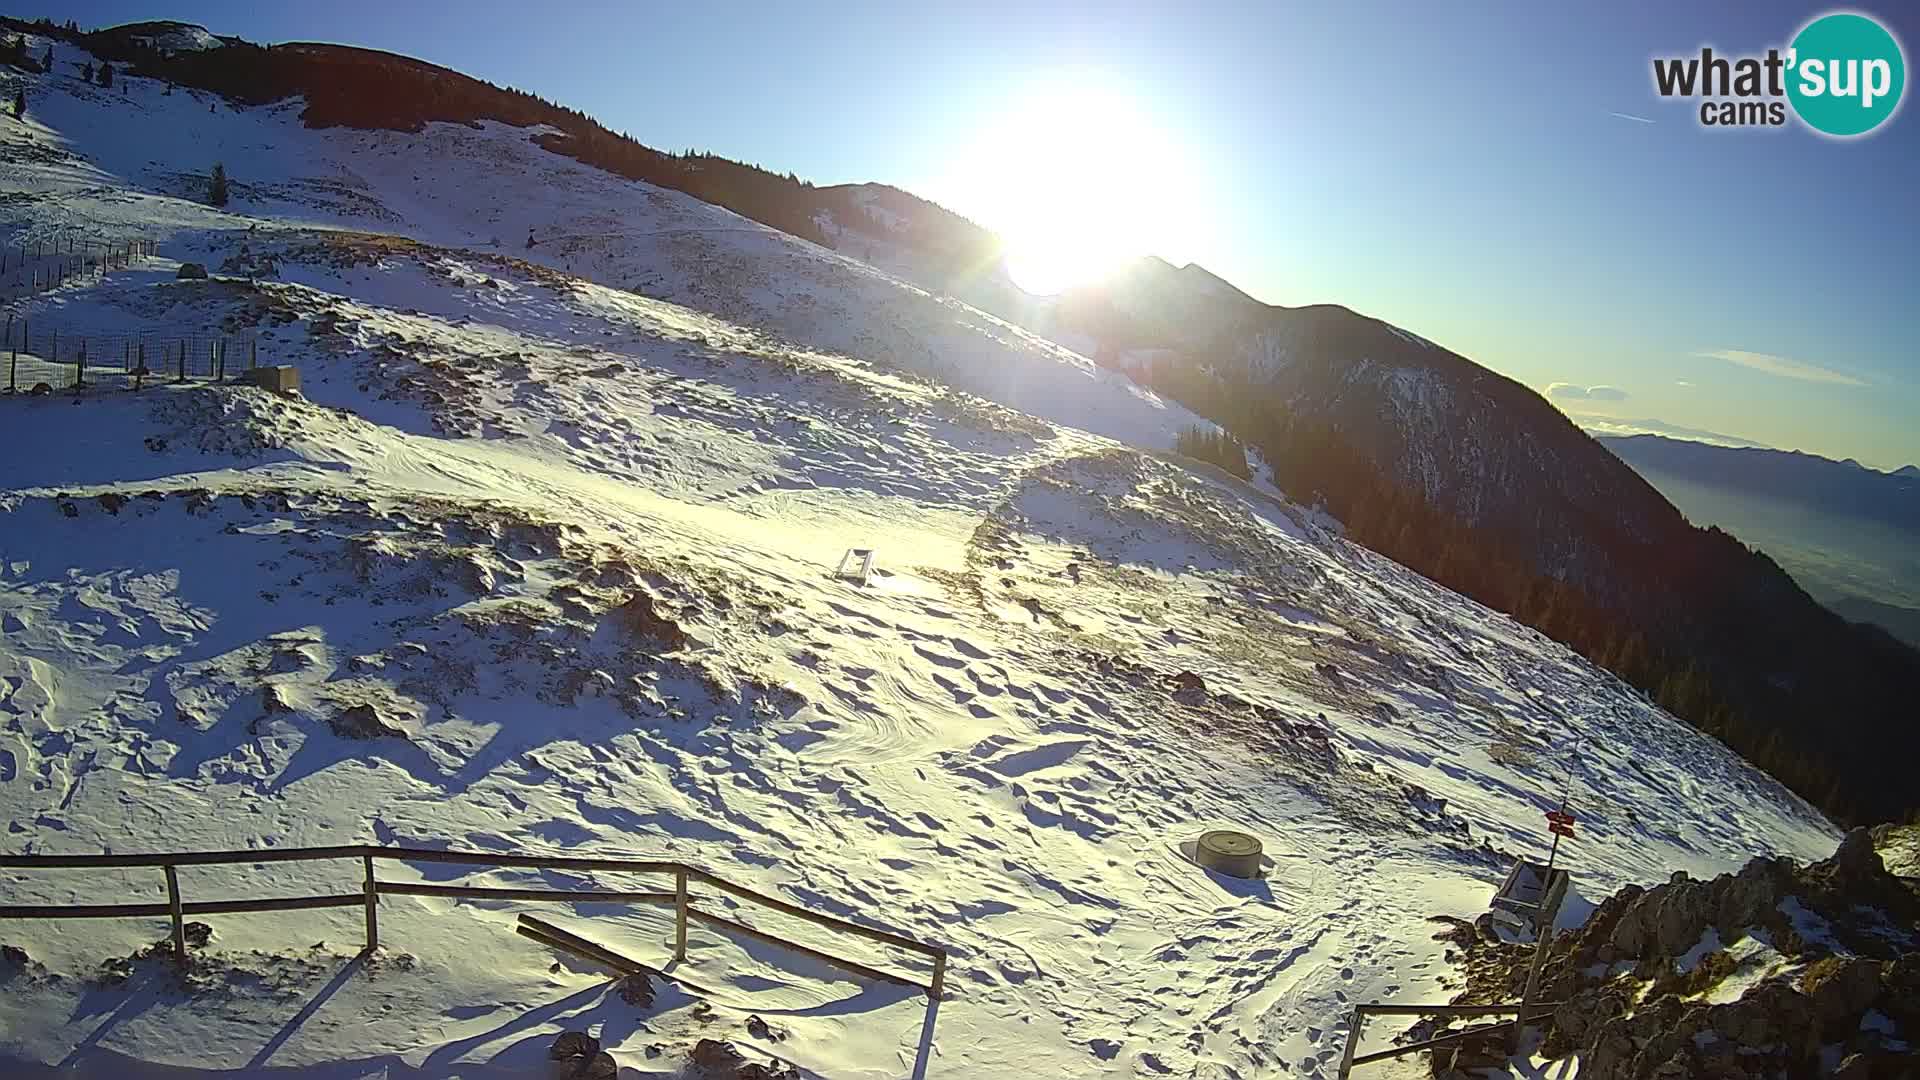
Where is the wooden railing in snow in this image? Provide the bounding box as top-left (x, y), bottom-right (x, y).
top-left (0, 843), bottom-right (948, 997)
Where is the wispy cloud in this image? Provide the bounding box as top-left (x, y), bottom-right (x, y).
top-left (1572, 415), bottom-right (1772, 448)
top-left (1695, 349), bottom-right (1868, 387)
top-left (1609, 111), bottom-right (1656, 124)
top-left (1547, 382), bottom-right (1630, 402)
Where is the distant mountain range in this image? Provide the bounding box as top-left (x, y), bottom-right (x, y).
top-left (1601, 434), bottom-right (1920, 533)
top-left (1602, 434), bottom-right (1920, 649)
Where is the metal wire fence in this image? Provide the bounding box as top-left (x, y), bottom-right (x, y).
top-left (1, 318), bottom-right (263, 395)
top-left (0, 236), bottom-right (157, 299)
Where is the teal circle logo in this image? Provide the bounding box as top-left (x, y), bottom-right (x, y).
top-left (1787, 12), bottom-right (1906, 136)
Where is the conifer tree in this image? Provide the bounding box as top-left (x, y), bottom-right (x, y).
top-left (98, 62), bottom-right (113, 88)
top-left (209, 162), bottom-right (229, 206)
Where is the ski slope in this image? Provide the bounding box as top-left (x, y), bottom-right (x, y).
top-left (0, 35), bottom-right (1839, 1079)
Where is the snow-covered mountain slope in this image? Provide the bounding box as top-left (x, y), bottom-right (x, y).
top-left (1, 37), bottom-right (1840, 1080)
top-left (4, 42), bottom-right (1184, 453)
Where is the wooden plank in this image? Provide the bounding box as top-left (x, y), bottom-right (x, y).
top-left (690, 868), bottom-right (941, 959)
top-left (690, 908), bottom-right (922, 991)
top-left (362, 855), bottom-right (378, 951)
top-left (182, 894), bottom-right (366, 916)
top-left (1347, 1010), bottom-right (1557, 1067)
top-left (674, 868), bottom-right (688, 961)
top-left (375, 846), bottom-right (679, 875)
top-left (0, 844), bottom-right (678, 874)
top-left (163, 865), bottom-right (186, 965)
top-left (0, 845), bottom-right (371, 869)
top-left (1337, 1008), bottom-right (1364, 1078)
top-left (377, 882), bottom-right (676, 905)
top-left (1353, 1002), bottom-right (1565, 1018)
top-left (516, 922), bottom-right (641, 976)
top-left (517, 914), bottom-right (717, 998)
top-left (0, 893), bottom-right (364, 919)
top-left (0, 901), bottom-right (175, 919)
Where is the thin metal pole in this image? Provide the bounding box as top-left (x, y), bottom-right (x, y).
top-left (1513, 796), bottom-right (1569, 1052)
top-left (164, 864), bottom-right (186, 965)
top-left (674, 867), bottom-right (688, 961)
top-left (362, 854), bottom-right (378, 951)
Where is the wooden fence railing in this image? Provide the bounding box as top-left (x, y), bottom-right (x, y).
top-left (1335, 1001), bottom-right (1564, 1077)
top-left (0, 843), bottom-right (948, 997)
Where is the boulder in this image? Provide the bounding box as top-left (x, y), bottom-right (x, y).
top-left (176, 262), bottom-right (208, 280)
top-left (567, 1052), bottom-right (617, 1080)
top-left (1880, 953), bottom-right (1920, 1029)
top-left (1648, 877), bottom-right (1712, 959)
top-left (618, 970), bottom-right (655, 1008)
top-left (1712, 856), bottom-right (1792, 937)
top-left (330, 704), bottom-right (403, 739)
top-left (688, 1039), bottom-right (799, 1080)
top-left (1801, 955), bottom-right (1883, 1035)
top-left (613, 592), bottom-right (687, 649)
top-left (1579, 1016), bottom-right (1637, 1080)
top-left (549, 1031), bottom-right (599, 1061)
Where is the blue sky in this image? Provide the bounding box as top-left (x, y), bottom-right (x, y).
top-left (38, 1), bottom-right (1920, 468)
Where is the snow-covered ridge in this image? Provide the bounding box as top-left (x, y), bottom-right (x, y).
top-left (2, 54), bottom-right (1195, 455)
top-left (0, 40), bottom-right (1840, 1079)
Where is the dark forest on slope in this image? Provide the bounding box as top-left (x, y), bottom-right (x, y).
top-left (1131, 324), bottom-right (1920, 828)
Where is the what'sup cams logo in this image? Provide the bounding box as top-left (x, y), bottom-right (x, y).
top-left (1653, 11), bottom-right (1906, 136)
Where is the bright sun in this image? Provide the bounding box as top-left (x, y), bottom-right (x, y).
top-left (953, 79), bottom-right (1197, 297)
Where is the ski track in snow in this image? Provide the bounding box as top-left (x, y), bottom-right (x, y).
top-left (0, 38), bottom-right (1839, 1079)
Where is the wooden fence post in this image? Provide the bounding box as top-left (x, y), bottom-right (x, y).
top-left (674, 868), bottom-right (688, 961)
top-left (178, 340), bottom-right (186, 383)
top-left (362, 854), bottom-right (378, 951)
top-left (163, 864), bottom-right (186, 965)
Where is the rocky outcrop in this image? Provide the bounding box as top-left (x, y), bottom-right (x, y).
top-left (549, 1031), bottom-right (614, 1078)
top-left (617, 970), bottom-right (655, 1008)
top-left (688, 1038), bottom-right (800, 1080)
top-left (329, 703), bottom-right (404, 739)
top-left (1437, 828), bottom-right (1919, 1080)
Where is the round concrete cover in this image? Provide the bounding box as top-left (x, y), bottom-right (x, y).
top-left (1196, 830), bottom-right (1263, 877)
